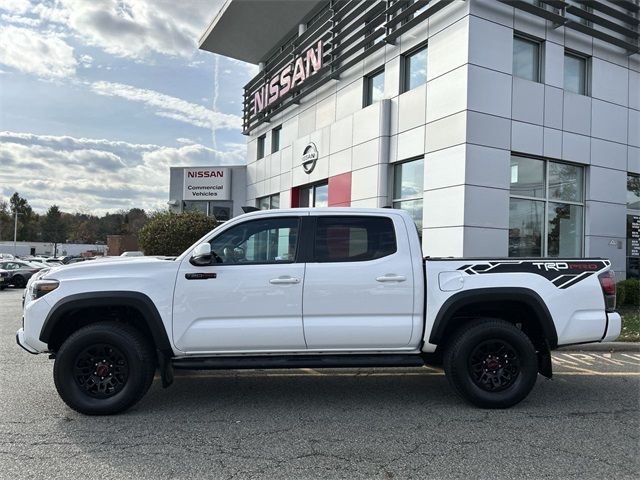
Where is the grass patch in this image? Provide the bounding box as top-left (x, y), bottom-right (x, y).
top-left (618, 305), bottom-right (640, 342)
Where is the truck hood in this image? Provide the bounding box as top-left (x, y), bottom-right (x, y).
top-left (43, 257), bottom-right (179, 281)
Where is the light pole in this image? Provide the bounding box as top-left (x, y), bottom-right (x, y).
top-left (13, 211), bottom-right (21, 256)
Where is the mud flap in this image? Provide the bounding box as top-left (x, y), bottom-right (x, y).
top-left (157, 350), bottom-right (174, 388)
top-left (537, 341), bottom-right (553, 379)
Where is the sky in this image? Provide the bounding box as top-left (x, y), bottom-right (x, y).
top-left (0, 0), bottom-right (257, 216)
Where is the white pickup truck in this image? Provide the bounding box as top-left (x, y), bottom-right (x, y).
top-left (17, 208), bottom-right (620, 415)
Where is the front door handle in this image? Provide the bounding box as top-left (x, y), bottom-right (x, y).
top-left (376, 274), bottom-right (406, 283)
top-left (269, 276), bottom-right (300, 285)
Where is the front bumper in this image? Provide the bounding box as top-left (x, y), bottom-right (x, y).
top-left (16, 328), bottom-right (38, 354)
top-left (602, 312), bottom-right (622, 342)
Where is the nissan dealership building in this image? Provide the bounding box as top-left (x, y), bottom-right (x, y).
top-left (199, 0), bottom-right (640, 279)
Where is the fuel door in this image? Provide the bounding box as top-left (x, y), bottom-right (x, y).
top-left (438, 271), bottom-right (464, 292)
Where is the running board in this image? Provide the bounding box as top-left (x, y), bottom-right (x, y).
top-left (172, 354), bottom-right (426, 370)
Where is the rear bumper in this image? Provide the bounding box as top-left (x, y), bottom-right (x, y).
top-left (602, 312), bottom-right (622, 342)
top-left (16, 328), bottom-right (38, 354)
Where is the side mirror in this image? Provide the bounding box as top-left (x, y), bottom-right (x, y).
top-left (190, 243), bottom-right (212, 266)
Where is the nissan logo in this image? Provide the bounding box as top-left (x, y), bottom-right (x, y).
top-left (302, 142), bottom-right (318, 174)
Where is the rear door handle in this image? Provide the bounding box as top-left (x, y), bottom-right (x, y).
top-left (269, 276), bottom-right (300, 285)
top-left (376, 274), bottom-right (406, 283)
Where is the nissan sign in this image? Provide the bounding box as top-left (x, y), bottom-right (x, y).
top-left (183, 167), bottom-right (230, 200)
top-left (252, 41), bottom-right (324, 117)
top-left (302, 143), bottom-right (318, 174)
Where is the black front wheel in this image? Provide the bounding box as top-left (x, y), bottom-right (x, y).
top-left (54, 322), bottom-right (156, 415)
top-left (12, 275), bottom-right (26, 288)
top-left (443, 319), bottom-right (538, 409)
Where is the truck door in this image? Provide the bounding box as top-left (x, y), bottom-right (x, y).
top-left (173, 215), bottom-right (307, 353)
top-left (302, 214), bottom-right (416, 350)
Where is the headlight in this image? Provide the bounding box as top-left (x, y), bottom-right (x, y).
top-left (31, 279), bottom-right (59, 300)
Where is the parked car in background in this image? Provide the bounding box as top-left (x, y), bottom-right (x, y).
top-left (0, 260), bottom-right (44, 288)
top-left (29, 257), bottom-right (62, 266)
top-left (0, 268), bottom-right (8, 290)
top-left (27, 261), bottom-right (52, 270)
top-left (120, 251), bottom-right (144, 257)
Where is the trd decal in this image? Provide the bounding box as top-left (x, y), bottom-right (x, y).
top-left (457, 260), bottom-right (610, 289)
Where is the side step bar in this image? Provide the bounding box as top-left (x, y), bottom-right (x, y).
top-left (172, 354), bottom-right (426, 370)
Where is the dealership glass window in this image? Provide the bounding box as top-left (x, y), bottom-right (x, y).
top-left (257, 193), bottom-right (280, 210)
top-left (627, 174), bottom-right (640, 210)
top-left (209, 204), bottom-right (231, 221)
top-left (627, 174), bottom-right (640, 279)
top-left (257, 134), bottom-right (266, 160)
top-left (392, 158), bottom-right (424, 232)
top-left (183, 201), bottom-right (208, 215)
top-left (209, 217), bottom-right (299, 264)
top-left (314, 216), bottom-right (397, 263)
top-left (364, 69), bottom-right (385, 107)
top-left (564, 52), bottom-right (588, 95)
top-left (513, 36), bottom-right (540, 82)
top-left (403, 45), bottom-right (428, 92)
top-left (509, 156), bottom-right (584, 258)
top-left (271, 126), bottom-right (281, 153)
top-left (299, 182), bottom-right (328, 208)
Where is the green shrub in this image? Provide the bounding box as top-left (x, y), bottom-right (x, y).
top-left (616, 281), bottom-right (626, 307)
top-left (622, 279), bottom-right (639, 307)
top-left (138, 211), bottom-right (217, 256)
top-left (616, 279), bottom-right (639, 307)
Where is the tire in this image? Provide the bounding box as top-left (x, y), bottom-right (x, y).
top-left (443, 319), bottom-right (538, 409)
top-left (0, 285), bottom-right (5, 290)
top-left (12, 275), bottom-right (26, 288)
top-left (53, 322), bottom-right (156, 415)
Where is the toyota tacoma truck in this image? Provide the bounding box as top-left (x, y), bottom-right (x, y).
top-left (16, 208), bottom-right (620, 415)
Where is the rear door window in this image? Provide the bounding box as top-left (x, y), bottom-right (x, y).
top-left (314, 216), bottom-right (397, 262)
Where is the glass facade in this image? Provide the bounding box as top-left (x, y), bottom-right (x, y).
top-left (564, 52), bottom-right (588, 95)
top-left (299, 182), bottom-right (328, 208)
top-left (257, 134), bottom-right (265, 159)
top-left (627, 174), bottom-right (640, 279)
top-left (509, 156), bottom-right (584, 258)
top-left (404, 45), bottom-right (428, 92)
top-left (271, 126), bottom-right (281, 153)
top-left (392, 158), bottom-right (424, 232)
top-left (184, 201), bottom-right (232, 220)
top-left (364, 69), bottom-right (385, 107)
top-left (257, 193), bottom-right (280, 210)
top-left (513, 36), bottom-right (540, 82)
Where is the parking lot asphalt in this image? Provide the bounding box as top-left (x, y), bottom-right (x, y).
top-left (1, 288), bottom-right (639, 480)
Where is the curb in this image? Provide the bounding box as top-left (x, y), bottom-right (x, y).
top-left (557, 342), bottom-right (640, 353)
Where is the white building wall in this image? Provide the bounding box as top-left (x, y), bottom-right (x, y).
top-left (242, 0), bottom-right (638, 277)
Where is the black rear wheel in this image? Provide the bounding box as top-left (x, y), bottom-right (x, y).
top-left (443, 319), bottom-right (538, 409)
top-left (54, 322), bottom-right (156, 415)
top-left (12, 275), bottom-right (26, 288)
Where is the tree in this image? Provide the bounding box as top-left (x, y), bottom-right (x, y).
top-left (122, 208), bottom-right (149, 235)
top-left (138, 211), bottom-right (217, 256)
top-left (0, 200), bottom-right (11, 241)
top-left (8, 192), bottom-right (38, 241)
top-left (42, 205), bottom-right (68, 254)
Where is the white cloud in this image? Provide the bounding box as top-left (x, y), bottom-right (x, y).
top-left (0, 13), bottom-right (40, 26)
top-left (0, 131), bottom-right (245, 214)
top-left (90, 81), bottom-right (241, 130)
top-left (0, 0), bottom-right (32, 15)
top-left (0, 24), bottom-right (77, 79)
top-left (26, 0), bottom-right (224, 61)
top-left (79, 54), bottom-right (93, 68)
